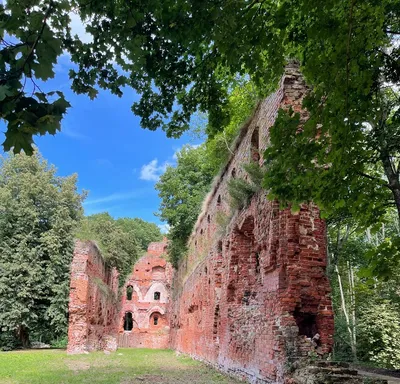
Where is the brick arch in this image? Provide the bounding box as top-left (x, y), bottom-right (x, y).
top-left (150, 311), bottom-right (167, 328)
top-left (143, 282), bottom-right (168, 303)
top-left (226, 216), bottom-right (256, 304)
top-left (145, 305), bottom-right (166, 328)
top-left (250, 126), bottom-right (260, 162)
top-left (147, 305), bottom-right (166, 317)
top-left (120, 309), bottom-right (139, 331)
top-left (124, 283), bottom-right (142, 301)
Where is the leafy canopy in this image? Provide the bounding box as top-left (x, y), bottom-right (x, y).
top-left (262, 1), bottom-right (400, 237)
top-left (2, 0), bottom-right (283, 153)
top-left (3, 0), bottom-right (399, 239)
top-left (155, 144), bottom-right (215, 266)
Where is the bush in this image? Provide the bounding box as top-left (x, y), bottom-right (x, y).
top-left (0, 332), bottom-right (21, 351)
top-left (50, 336), bottom-right (68, 349)
top-left (357, 301), bottom-right (400, 369)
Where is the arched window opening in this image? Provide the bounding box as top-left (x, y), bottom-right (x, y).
top-left (251, 127), bottom-right (260, 162)
top-left (207, 214), bottom-right (211, 223)
top-left (217, 195), bottom-right (222, 206)
top-left (154, 291), bottom-right (161, 301)
top-left (126, 285), bottom-right (133, 301)
top-left (124, 312), bottom-right (133, 331)
top-left (154, 316), bottom-right (159, 326)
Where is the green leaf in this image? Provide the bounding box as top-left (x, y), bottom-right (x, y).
top-left (0, 86), bottom-right (14, 101)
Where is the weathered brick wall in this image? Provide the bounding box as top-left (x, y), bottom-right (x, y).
top-left (117, 238), bottom-right (173, 349)
top-left (170, 64), bottom-right (334, 384)
top-left (67, 240), bottom-right (119, 354)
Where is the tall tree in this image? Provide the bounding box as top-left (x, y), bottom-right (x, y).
top-left (156, 145), bottom-right (215, 267)
top-left (77, 213), bottom-right (162, 283)
top-left (115, 217), bottom-right (162, 251)
top-left (0, 151), bottom-right (84, 347)
top-left (328, 212), bottom-right (400, 366)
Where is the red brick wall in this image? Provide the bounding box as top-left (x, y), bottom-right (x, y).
top-left (170, 64), bottom-right (334, 383)
top-left (66, 65), bottom-right (334, 384)
top-left (67, 240), bottom-right (119, 354)
top-left (117, 238), bottom-right (173, 349)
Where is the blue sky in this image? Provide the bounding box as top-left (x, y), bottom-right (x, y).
top-left (0, 52), bottom-right (202, 231)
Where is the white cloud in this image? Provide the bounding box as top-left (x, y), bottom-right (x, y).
top-left (84, 190), bottom-right (149, 206)
top-left (158, 224), bottom-right (170, 234)
top-left (61, 125), bottom-right (88, 140)
top-left (140, 159), bottom-right (169, 182)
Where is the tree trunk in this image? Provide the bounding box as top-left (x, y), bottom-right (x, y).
top-left (336, 264), bottom-right (357, 360)
top-left (16, 325), bottom-right (30, 348)
top-left (382, 154), bottom-right (400, 224)
top-left (347, 261), bottom-right (357, 361)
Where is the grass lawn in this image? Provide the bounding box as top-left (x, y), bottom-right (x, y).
top-left (0, 348), bottom-right (243, 384)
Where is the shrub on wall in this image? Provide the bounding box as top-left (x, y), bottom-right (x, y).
top-left (227, 163), bottom-right (266, 210)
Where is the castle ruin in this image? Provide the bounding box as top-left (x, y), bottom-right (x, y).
top-left (67, 64), bottom-right (336, 383)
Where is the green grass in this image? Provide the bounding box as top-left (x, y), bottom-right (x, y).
top-left (0, 348), bottom-right (242, 384)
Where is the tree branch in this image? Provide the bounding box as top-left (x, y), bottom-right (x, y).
top-left (19, 1), bottom-right (54, 76)
top-left (385, 29), bottom-right (400, 35)
top-left (356, 171), bottom-right (390, 187)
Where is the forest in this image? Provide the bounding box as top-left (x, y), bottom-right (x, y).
top-left (1, 0), bottom-right (400, 373)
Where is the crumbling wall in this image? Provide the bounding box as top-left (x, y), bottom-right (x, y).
top-left (67, 240), bottom-right (119, 354)
top-left (170, 64), bottom-right (334, 383)
top-left (117, 238), bottom-right (173, 349)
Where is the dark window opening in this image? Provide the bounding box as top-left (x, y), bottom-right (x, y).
top-left (154, 291), bottom-right (161, 301)
top-left (207, 215), bottom-right (211, 223)
top-left (294, 310), bottom-right (318, 338)
top-left (242, 290), bottom-right (252, 305)
top-left (213, 304), bottom-right (220, 342)
top-left (231, 168), bottom-right (236, 178)
top-left (126, 285), bottom-right (133, 301)
top-left (124, 312), bottom-right (133, 331)
top-left (251, 127), bottom-right (260, 162)
top-left (255, 252), bottom-right (260, 274)
top-left (217, 240), bottom-right (223, 253)
top-left (217, 195), bottom-right (222, 206)
top-left (227, 282), bottom-right (236, 303)
top-left (154, 316), bottom-right (159, 326)
top-left (200, 229), bottom-right (203, 235)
